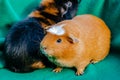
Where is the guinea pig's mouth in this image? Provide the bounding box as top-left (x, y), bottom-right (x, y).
top-left (40, 45), bottom-right (58, 63)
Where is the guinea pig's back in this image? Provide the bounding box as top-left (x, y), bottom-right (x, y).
top-left (72, 14), bottom-right (110, 41)
top-left (63, 14), bottom-right (111, 60)
top-left (62, 14), bottom-right (110, 39)
top-left (74, 15), bottom-right (111, 59)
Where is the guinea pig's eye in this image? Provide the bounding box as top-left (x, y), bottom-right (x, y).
top-left (56, 39), bottom-right (62, 43)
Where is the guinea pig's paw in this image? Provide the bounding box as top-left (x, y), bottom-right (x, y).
top-left (76, 69), bottom-right (84, 76)
top-left (53, 67), bottom-right (62, 73)
top-left (31, 61), bottom-right (46, 69)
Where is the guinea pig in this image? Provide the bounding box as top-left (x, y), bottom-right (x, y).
top-left (40, 14), bottom-right (111, 75)
top-left (3, 0), bottom-right (79, 72)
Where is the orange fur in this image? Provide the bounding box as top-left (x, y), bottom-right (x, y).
top-left (41, 0), bottom-right (55, 6)
top-left (29, 11), bottom-right (44, 18)
top-left (29, 0), bottom-right (58, 17)
top-left (41, 14), bottom-right (111, 75)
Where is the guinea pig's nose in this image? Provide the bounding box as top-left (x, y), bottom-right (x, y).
top-left (43, 46), bottom-right (47, 50)
top-left (40, 45), bottom-right (47, 50)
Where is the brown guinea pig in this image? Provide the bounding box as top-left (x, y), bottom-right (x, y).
top-left (40, 14), bottom-right (111, 75)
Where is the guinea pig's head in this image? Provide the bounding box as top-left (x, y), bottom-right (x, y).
top-left (41, 0), bottom-right (79, 19)
top-left (40, 24), bottom-right (79, 61)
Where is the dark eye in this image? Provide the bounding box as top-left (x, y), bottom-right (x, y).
top-left (56, 39), bottom-right (62, 43)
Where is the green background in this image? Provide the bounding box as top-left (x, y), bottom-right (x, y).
top-left (0, 0), bottom-right (120, 80)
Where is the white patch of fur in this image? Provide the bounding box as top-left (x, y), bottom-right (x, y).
top-left (65, 1), bottom-right (72, 8)
top-left (47, 24), bottom-right (65, 35)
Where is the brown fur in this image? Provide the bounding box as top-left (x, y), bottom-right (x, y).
top-left (41, 0), bottom-right (59, 16)
top-left (31, 61), bottom-right (45, 69)
top-left (29, 0), bottom-right (58, 17)
top-left (29, 0), bottom-right (58, 28)
top-left (41, 14), bottom-right (111, 75)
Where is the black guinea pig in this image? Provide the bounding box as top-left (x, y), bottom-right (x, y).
top-left (3, 0), bottom-right (79, 72)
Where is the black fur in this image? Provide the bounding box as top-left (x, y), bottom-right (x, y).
top-left (4, 18), bottom-right (45, 72)
top-left (3, 0), bottom-right (79, 72)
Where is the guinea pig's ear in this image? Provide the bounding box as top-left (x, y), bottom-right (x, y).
top-left (67, 34), bottom-right (79, 44)
top-left (60, 1), bottom-right (72, 17)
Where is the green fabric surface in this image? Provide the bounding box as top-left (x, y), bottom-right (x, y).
top-left (0, 0), bottom-right (120, 80)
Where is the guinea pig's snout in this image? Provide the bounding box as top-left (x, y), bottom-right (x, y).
top-left (43, 46), bottom-right (47, 50)
top-left (40, 45), bottom-right (47, 50)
